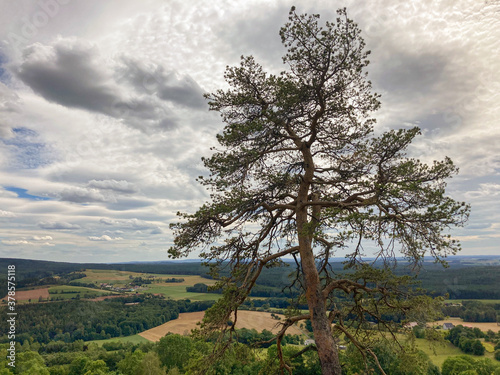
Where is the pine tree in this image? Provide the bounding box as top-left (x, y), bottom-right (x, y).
top-left (170, 7), bottom-right (469, 374)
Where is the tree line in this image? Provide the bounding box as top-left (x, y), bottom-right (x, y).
top-left (442, 301), bottom-right (499, 323)
top-left (446, 325), bottom-right (486, 356)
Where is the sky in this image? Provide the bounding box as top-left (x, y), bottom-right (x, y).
top-left (0, 0), bottom-right (498, 263)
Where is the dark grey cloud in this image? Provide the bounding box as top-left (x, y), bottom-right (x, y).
top-left (14, 39), bottom-right (177, 131)
top-left (156, 74), bottom-right (205, 109)
top-left (38, 221), bottom-right (81, 230)
top-left (107, 198), bottom-right (154, 211)
top-left (150, 227), bottom-right (163, 235)
top-left (58, 183), bottom-right (150, 210)
top-left (17, 41), bottom-right (117, 110)
top-left (118, 58), bottom-right (206, 110)
top-left (58, 187), bottom-right (108, 203)
top-left (367, 40), bottom-right (483, 136)
top-left (372, 52), bottom-right (448, 99)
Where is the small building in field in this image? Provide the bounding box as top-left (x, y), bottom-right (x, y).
top-left (442, 323), bottom-right (455, 330)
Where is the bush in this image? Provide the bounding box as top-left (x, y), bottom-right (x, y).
top-left (446, 325), bottom-right (486, 355)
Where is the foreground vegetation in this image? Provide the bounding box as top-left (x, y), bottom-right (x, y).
top-left (1, 331), bottom-right (500, 375)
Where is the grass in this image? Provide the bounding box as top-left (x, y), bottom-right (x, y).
top-left (79, 269), bottom-right (215, 285)
top-left (71, 269), bottom-right (221, 301)
top-left (47, 285), bottom-right (112, 299)
top-left (414, 338), bottom-right (465, 368)
top-left (482, 340), bottom-right (496, 353)
top-left (378, 332), bottom-right (494, 369)
top-left (87, 334), bottom-right (149, 346)
top-left (144, 284), bottom-right (222, 301)
top-left (49, 285), bottom-right (107, 293)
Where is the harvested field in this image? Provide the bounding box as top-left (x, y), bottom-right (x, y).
top-left (431, 317), bottom-right (500, 332)
top-left (2, 287), bottom-right (50, 301)
top-left (139, 310), bottom-right (305, 342)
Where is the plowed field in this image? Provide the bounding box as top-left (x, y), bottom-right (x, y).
top-left (139, 310), bottom-right (305, 341)
top-left (2, 287), bottom-right (50, 301)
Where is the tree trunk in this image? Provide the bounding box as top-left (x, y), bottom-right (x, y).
top-left (300, 239), bottom-right (342, 374)
top-left (296, 141), bottom-right (341, 374)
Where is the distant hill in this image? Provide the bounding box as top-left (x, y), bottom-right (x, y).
top-left (1, 255), bottom-right (499, 299)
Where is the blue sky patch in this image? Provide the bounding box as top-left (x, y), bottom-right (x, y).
top-left (4, 186), bottom-right (51, 201)
top-left (3, 128), bottom-right (52, 169)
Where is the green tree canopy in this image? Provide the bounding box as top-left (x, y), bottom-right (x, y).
top-left (170, 6), bottom-right (469, 375)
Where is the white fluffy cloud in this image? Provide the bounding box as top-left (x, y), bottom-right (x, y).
top-left (0, 210), bottom-right (16, 218)
top-left (2, 239), bottom-right (53, 246)
top-left (32, 235), bottom-right (53, 240)
top-left (0, 82), bottom-right (22, 138)
top-left (88, 235), bottom-right (123, 241)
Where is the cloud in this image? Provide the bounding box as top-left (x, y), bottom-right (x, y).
top-left (59, 186), bottom-right (108, 203)
top-left (38, 221), bottom-right (81, 230)
top-left (372, 52), bottom-right (448, 101)
top-left (118, 58), bottom-right (206, 109)
top-left (0, 82), bottom-right (22, 137)
top-left (87, 179), bottom-right (138, 194)
top-left (214, 2), bottom-right (293, 70)
top-left (0, 210), bottom-right (16, 218)
top-left (2, 127), bottom-right (52, 169)
top-left (106, 198), bottom-right (154, 211)
top-left (2, 239), bottom-right (53, 246)
top-left (99, 217), bottom-right (156, 231)
top-left (464, 183), bottom-right (500, 199)
top-left (56, 183), bottom-right (154, 210)
top-left (156, 73), bottom-right (205, 109)
top-left (14, 38), bottom-right (178, 132)
top-left (88, 235), bottom-right (123, 241)
top-left (150, 227), bottom-right (163, 235)
top-left (31, 235), bottom-right (53, 241)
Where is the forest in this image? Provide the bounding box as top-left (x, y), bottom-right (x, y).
top-left (0, 295), bottom-right (213, 344)
top-left (1, 329), bottom-right (500, 374)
